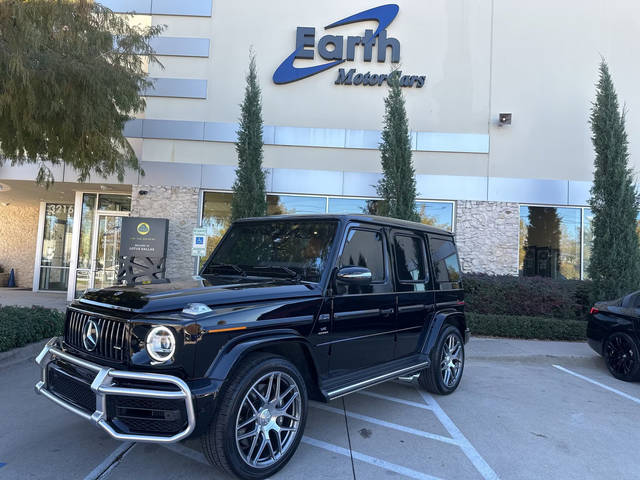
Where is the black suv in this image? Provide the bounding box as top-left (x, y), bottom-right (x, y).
top-left (35, 214), bottom-right (468, 479)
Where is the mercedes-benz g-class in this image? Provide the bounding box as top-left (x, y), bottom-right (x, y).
top-left (35, 214), bottom-right (468, 479)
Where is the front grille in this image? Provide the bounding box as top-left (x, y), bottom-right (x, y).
top-left (107, 395), bottom-right (187, 436)
top-left (48, 365), bottom-right (96, 413)
top-left (65, 310), bottom-right (128, 362)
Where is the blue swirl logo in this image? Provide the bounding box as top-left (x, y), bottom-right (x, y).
top-left (273, 4), bottom-right (400, 85)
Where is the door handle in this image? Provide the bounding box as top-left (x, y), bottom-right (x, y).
top-left (380, 308), bottom-right (395, 317)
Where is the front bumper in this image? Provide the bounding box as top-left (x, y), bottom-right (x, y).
top-left (35, 337), bottom-right (196, 443)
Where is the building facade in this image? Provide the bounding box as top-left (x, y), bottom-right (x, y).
top-left (1, 0), bottom-right (640, 301)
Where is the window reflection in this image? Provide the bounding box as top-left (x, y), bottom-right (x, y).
top-left (267, 195), bottom-right (326, 215)
top-left (519, 206), bottom-right (581, 279)
top-left (200, 192), bottom-right (455, 269)
top-left (201, 192), bottom-right (233, 266)
top-left (417, 202), bottom-right (453, 232)
top-left (328, 198), bottom-right (380, 215)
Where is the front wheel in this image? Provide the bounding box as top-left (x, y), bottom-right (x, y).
top-left (604, 332), bottom-right (640, 382)
top-left (418, 325), bottom-right (465, 395)
top-left (201, 353), bottom-right (308, 479)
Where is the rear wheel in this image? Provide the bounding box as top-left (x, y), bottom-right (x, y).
top-left (604, 332), bottom-right (640, 382)
top-left (418, 325), bottom-right (464, 395)
top-left (201, 353), bottom-right (308, 479)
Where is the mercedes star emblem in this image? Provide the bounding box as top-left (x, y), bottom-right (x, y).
top-left (83, 319), bottom-right (99, 352)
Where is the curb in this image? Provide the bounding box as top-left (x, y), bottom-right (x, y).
top-left (467, 354), bottom-right (596, 362)
top-left (0, 339), bottom-right (48, 370)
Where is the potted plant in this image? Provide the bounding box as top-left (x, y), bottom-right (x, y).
top-left (0, 266), bottom-right (9, 287)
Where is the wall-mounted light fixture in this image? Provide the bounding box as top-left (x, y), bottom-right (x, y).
top-left (498, 113), bottom-right (512, 126)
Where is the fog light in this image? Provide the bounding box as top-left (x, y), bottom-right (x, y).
top-left (146, 326), bottom-right (175, 362)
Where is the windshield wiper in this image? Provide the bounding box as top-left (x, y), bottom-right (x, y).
top-left (205, 263), bottom-right (246, 277)
top-left (246, 265), bottom-right (300, 281)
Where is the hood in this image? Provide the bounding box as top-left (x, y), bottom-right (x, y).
top-left (78, 276), bottom-right (322, 313)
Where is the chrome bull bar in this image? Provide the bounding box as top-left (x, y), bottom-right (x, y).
top-left (35, 337), bottom-right (196, 443)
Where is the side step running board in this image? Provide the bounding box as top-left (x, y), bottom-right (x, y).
top-left (326, 362), bottom-right (429, 400)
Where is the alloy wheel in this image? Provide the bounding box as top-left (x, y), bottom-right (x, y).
top-left (235, 371), bottom-right (302, 468)
top-left (440, 333), bottom-right (463, 387)
top-left (606, 334), bottom-right (636, 377)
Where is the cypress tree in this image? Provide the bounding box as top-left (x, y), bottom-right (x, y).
top-left (231, 50), bottom-right (267, 220)
top-left (587, 60), bottom-right (640, 299)
top-left (373, 71), bottom-right (420, 222)
top-left (0, 0), bottom-right (162, 185)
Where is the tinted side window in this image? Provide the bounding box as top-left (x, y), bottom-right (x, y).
top-left (394, 235), bottom-right (426, 282)
top-left (339, 229), bottom-right (385, 282)
top-left (429, 237), bottom-right (462, 290)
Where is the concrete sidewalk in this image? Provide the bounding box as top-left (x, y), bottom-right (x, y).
top-left (467, 336), bottom-right (593, 360)
top-left (0, 288), bottom-right (68, 311)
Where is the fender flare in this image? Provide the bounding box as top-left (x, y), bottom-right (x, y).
top-left (204, 330), bottom-right (321, 384)
top-left (422, 310), bottom-right (467, 358)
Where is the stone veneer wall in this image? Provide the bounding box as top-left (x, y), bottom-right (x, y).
top-left (131, 185), bottom-right (200, 280)
top-left (0, 203), bottom-right (39, 288)
top-left (454, 201), bottom-right (520, 275)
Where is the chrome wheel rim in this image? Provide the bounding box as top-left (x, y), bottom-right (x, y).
top-left (235, 371), bottom-right (302, 468)
top-left (606, 335), bottom-right (636, 377)
top-left (440, 334), bottom-right (463, 387)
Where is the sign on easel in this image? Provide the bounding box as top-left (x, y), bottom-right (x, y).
top-left (118, 217), bottom-right (169, 285)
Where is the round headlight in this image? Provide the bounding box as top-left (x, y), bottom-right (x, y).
top-left (146, 326), bottom-right (175, 363)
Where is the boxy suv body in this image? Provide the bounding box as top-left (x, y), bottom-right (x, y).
top-left (35, 214), bottom-right (468, 479)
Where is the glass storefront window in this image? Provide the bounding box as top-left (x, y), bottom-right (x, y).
top-left (417, 201), bottom-right (454, 231)
top-left (267, 195), bottom-right (326, 215)
top-left (201, 192), bottom-right (456, 269)
top-left (39, 203), bottom-right (74, 291)
top-left (583, 208), bottom-right (594, 279)
top-left (327, 197), bottom-right (379, 214)
top-left (519, 206), bottom-right (581, 279)
top-left (77, 194), bottom-right (96, 270)
top-left (201, 192), bottom-right (233, 266)
top-left (98, 194), bottom-right (131, 212)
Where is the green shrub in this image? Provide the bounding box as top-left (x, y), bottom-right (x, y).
top-left (467, 313), bottom-right (587, 341)
top-left (0, 306), bottom-right (64, 352)
top-left (464, 274), bottom-right (594, 320)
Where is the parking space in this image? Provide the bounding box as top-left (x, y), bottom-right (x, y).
top-left (2, 340), bottom-right (640, 480)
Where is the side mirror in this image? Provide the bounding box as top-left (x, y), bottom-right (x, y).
top-left (336, 266), bottom-right (372, 285)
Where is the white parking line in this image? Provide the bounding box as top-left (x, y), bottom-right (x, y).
top-left (417, 390), bottom-right (500, 480)
top-left (83, 442), bottom-right (135, 480)
top-left (357, 390), bottom-right (434, 411)
top-left (310, 401), bottom-right (460, 446)
top-left (302, 436), bottom-right (445, 480)
top-left (553, 365), bottom-right (640, 405)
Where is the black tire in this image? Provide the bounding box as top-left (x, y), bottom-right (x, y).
top-left (201, 353), bottom-right (308, 479)
top-left (418, 325), bottom-right (465, 395)
top-left (604, 332), bottom-right (640, 382)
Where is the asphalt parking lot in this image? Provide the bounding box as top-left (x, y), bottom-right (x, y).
top-left (1, 338), bottom-right (640, 480)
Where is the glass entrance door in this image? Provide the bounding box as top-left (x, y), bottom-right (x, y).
top-left (90, 214), bottom-right (125, 290)
top-left (38, 203), bottom-right (74, 291)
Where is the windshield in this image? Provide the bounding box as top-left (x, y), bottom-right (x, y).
top-left (202, 220), bottom-right (339, 283)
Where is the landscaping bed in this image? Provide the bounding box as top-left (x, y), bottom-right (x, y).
top-left (464, 274), bottom-right (591, 341)
top-left (467, 313), bottom-right (587, 341)
top-left (0, 306), bottom-right (64, 352)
